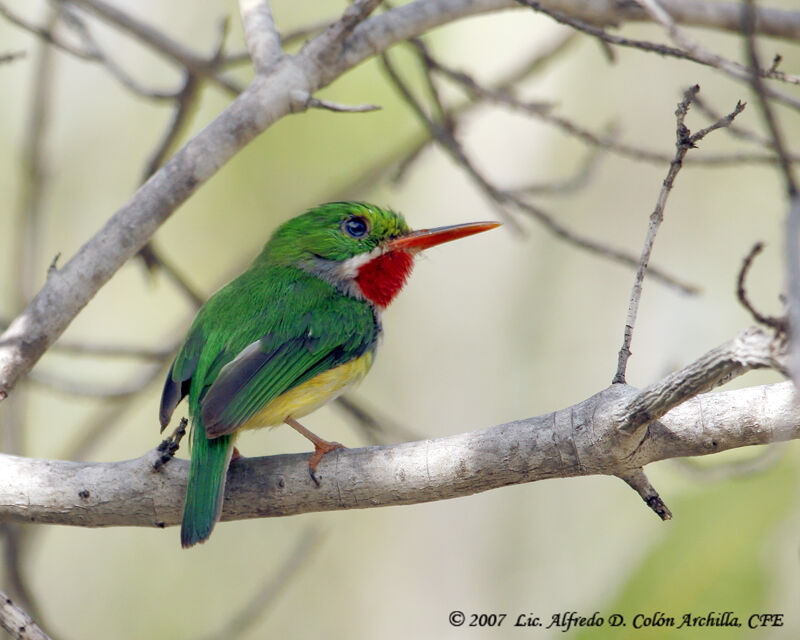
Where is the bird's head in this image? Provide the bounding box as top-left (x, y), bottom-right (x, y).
top-left (261, 202), bottom-right (500, 307)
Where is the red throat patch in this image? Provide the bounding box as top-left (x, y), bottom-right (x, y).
top-left (355, 250), bottom-right (415, 307)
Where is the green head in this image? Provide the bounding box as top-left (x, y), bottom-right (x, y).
top-left (261, 202), bottom-right (410, 265)
top-left (257, 201), bottom-right (499, 308)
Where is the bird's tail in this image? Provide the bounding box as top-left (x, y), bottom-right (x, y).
top-left (181, 420), bottom-right (234, 548)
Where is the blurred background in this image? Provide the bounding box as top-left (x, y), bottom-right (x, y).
top-left (1, 1), bottom-right (799, 638)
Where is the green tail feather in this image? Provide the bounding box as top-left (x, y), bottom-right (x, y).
top-left (181, 423), bottom-right (234, 548)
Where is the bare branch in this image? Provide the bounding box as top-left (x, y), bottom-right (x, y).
top-left (741, 1), bottom-right (797, 194)
top-left (0, 590), bottom-right (51, 640)
top-left (617, 327), bottom-right (783, 435)
top-left (614, 87), bottom-right (745, 383)
top-left (62, 0), bottom-right (243, 95)
top-left (617, 468), bottom-right (673, 520)
top-left (381, 49), bottom-right (702, 292)
top-left (239, 0), bottom-right (282, 73)
top-left (0, 378), bottom-right (797, 528)
top-left (736, 242), bottom-right (786, 331)
top-left (0, 50), bottom-right (25, 64)
top-left (306, 96), bottom-right (381, 113)
top-left (59, 7), bottom-right (178, 99)
top-left (737, 1), bottom-right (800, 391)
top-left (0, 3), bottom-right (92, 59)
top-left (633, 0), bottom-right (800, 110)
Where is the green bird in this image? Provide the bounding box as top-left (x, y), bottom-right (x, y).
top-left (159, 202), bottom-right (499, 547)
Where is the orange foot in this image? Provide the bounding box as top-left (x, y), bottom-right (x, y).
top-left (284, 417), bottom-right (346, 486)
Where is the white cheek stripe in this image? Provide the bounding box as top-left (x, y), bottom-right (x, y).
top-left (335, 245), bottom-right (386, 279)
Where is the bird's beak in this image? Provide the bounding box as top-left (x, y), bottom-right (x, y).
top-left (387, 221), bottom-right (501, 252)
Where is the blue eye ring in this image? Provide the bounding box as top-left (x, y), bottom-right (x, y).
top-left (342, 215), bottom-right (369, 238)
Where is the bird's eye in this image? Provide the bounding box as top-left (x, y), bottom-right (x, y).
top-left (342, 216), bottom-right (369, 238)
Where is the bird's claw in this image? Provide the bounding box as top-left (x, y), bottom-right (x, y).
top-left (308, 440), bottom-right (345, 487)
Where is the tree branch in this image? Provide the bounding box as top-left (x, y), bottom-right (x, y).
top-left (239, 0), bottom-right (282, 73)
top-left (0, 590), bottom-right (51, 640)
top-left (0, 377), bottom-right (795, 529)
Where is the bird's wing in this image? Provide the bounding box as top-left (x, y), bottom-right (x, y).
top-left (159, 327), bottom-right (202, 431)
top-left (199, 288), bottom-right (378, 438)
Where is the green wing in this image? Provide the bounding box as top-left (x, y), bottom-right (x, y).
top-left (162, 265), bottom-right (378, 430)
top-left (200, 303), bottom-right (376, 436)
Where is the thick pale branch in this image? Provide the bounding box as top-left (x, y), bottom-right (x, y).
top-left (239, 0), bottom-right (282, 72)
top-left (0, 381), bottom-right (796, 529)
top-left (0, 590), bottom-right (51, 640)
top-left (618, 327), bottom-right (783, 434)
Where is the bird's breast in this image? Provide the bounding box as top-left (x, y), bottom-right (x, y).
top-left (239, 351), bottom-right (374, 430)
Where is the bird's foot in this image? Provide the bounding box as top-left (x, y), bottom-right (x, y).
top-left (230, 446), bottom-right (243, 462)
top-left (153, 417), bottom-right (188, 470)
top-left (284, 416), bottom-right (346, 487)
top-left (308, 440), bottom-right (345, 487)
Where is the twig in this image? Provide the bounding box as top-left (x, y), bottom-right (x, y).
top-left (691, 93), bottom-right (792, 152)
top-left (0, 2), bottom-right (184, 99)
top-left (0, 589), bottom-right (51, 640)
top-left (59, 6), bottom-right (177, 99)
top-left (133, 20), bottom-right (233, 306)
top-left (0, 50), bottom-right (25, 64)
top-left (63, 0), bottom-right (243, 94)
top-left (223, 18), bottom-right (335, 66)
top-left (614, 87), bottom-right (745, 383)
top-left (390, 35), bottom-right (580, 183)
top-left (307, 97), bottom-right (380, 112)
top-left (741, 1), bottom-right (797, 194)
top-left (0, 3), bottom-right (92, 59)
top-left (382, 49), bottom-right (701, 293)
top-left (740, 0), bottom-right (800, 389)
top-left (0, 528), bottom-right (47, 634)
top-left (617, 468), bottom-right (672, 520)
top-left (196, 527), bottom-right (325, 640)
top-left (0, 15), bottom-right (61, 623)
top-left (736, 242), bottom-right (786, 331)
top-left (510, 142), bottom-right (609, 196)
top-left (140, 74), bottom-right (201, 182)
top-left (153, 418), bottom-right (187, 470)
top-left (505, 193), bottom-right (700, 294)
top-left (408, 34), bottom-right (789, 171)
top-left (632, 0), bottom-right (800, 110)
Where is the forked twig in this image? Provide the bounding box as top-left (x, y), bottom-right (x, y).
top-left (614, 86), bottom-right (745, 383)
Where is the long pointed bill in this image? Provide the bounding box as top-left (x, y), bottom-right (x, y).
top-left (387, 221), bottom-right (501, 252)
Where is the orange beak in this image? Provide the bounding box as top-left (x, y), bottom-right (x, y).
top-left (387, 221), bottom-right (501, 252)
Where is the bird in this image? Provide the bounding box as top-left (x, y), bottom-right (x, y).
top-left (159, 201), bottom-right (500, 547)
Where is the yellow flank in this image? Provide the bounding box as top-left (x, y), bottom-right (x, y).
top-left (240, 351), bottom-right (374, 430)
